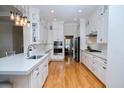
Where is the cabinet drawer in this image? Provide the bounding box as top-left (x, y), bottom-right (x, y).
top-left (94, 57), bottom-right (107, 65)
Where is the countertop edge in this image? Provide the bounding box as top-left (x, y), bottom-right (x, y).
top-left (0, 54), bottom-right (49, 75)
top-left (80, 49), bottom-right (107, 60)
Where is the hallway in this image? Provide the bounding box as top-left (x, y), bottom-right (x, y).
top-left (43, 56), bottom-right (105, 88)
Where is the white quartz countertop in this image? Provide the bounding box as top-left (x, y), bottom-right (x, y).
top-left (0, 53), bottom-right (48, 75)
top-left (82, 50), bottom-right (107, 60)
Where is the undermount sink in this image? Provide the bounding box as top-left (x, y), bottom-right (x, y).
top-left (27, 55), bottom-right (43, 59)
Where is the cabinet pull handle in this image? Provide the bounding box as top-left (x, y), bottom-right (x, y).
top-left (103, 66), bottom-right (106, 69)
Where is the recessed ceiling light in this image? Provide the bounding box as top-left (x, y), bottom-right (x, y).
top-left (51, 10), bottom-right (54, 13)
top-left (78, 9), bottom-right (82, 13)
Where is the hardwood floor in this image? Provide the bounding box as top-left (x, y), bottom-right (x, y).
top-left (43, 56), bottom-right (105, 88)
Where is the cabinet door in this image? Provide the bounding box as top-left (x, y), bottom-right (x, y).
top-left (93, 57), bottom-right (106, 84)
top-left (97, 11), bottom-right (104, 43)
top-left (29, 8), bottom-right (41, 44)
top-left (97, 63), bottom-right (106, 84)
top-left (53, 22), bottom-right (58, 41)
top-left (39, 23), bottom-right (45, 43)
top-left (58, 23), bottom-right (64, 41)
top-left (97, 6), bottom-right (108, 43)
top-left (87, 54), bottom-right (94, 70)
top-left (53, 29), bottom-right (58, 41)
top-left (48, 29), bottom-right (53, 44)
top-left (31, 67), bottom-right (40, 88)
top-left (92, 60), bottom-right (99, 77)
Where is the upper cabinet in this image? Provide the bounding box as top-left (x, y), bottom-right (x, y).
top-left (40, 19), bottom-right (48, 44)
top-left (29, 7), bottom-right (40, 44)
top-left (96, 6), bottom-right (108, 43)
top-left (47, 23), bottom-right (53, 44)
top-left (52, 21), bottom-right (64, 41)
top-left (86, 6), bottom-right (108, 44)
top-left (29, 7), bottom-right (48, 44)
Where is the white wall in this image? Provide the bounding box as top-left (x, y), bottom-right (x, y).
top-left (0, 23), bottom-right (13, 57)
top-left (106, 6), bottom-right (124, 88)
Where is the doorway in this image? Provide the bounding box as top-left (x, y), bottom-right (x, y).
top-left (64, 36), bottom-right (74, 58)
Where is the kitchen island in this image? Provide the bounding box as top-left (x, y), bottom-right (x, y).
top-left (0, 53), bottom-right (49, 88)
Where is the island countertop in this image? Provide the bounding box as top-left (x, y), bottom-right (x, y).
top-left (0, 53), bottom-right (48, 75)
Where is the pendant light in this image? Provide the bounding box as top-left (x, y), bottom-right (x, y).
top-left (15, 21), bottom-right (20, 26)
top-left (24, 16), bottom-right (28, 23)
top-left (10, 6), bottom-right (31, 27)
top-left (20, 16), bottom-right (24, 26)
top-left (10, 11), bottom-right (14, 20)
top-left (15, 13), bottom-right (20, 21)
top-left (27, 21), bottom-right (30, 27)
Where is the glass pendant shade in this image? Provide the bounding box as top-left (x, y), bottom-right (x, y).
top-left (10, 11), bottom-right (14, 20)
top-left (10, 11), bottom-right (30, 27)
top-left (15, 21), bottom-right (20, 26)
top-left (24, 16), bottom-right (28, 23)
top-left (20, 17), bottom-right (24, 26)
top-left (27, 21), bottom-right (30, 27)
top-left (16, 13), bottom-right (20, 21)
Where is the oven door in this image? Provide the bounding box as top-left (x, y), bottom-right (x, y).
top-left (54, 48), bottom-right (63, 55)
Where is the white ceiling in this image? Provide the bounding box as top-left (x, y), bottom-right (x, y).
top-left (33, 5), bottom-right (99, 23)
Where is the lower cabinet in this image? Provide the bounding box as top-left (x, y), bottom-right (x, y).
top-left (12, 56), bottom-right (48, 88)
top-left (30, 57), bottom-right (48, 88)
top-left (81, 51), bottom-right (107, 85)
top-left (85, 53), bottom-right (94, 71)
top-left (93, 57), bottom-right (106, 84)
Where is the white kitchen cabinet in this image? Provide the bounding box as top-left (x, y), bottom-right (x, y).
top-left (85, 53), bottom-right (94, 71)
top-left (31, 66), bottom-right (41, 88)
top-left (12, 56), bottom-right (49, 88)
top-left (86, 6), bottom-right (108, 44)
top-left (51, 21), bottom-right (64, 61)
top-left (48, 23), bottom-right (53, 44)
top-left (46, 50), bottom-right (52, 62)
top-left (58, 23), bottom-right (64, 41)
top-left (29, 7), bottom-right (41, 44)
top-left (52, 22), bottom-right (64, 41)
top-left (96, 6), bottom-right (108, 43)
top-left (38, 57), bottom-right (48, 87)
top-left (80, 51), bottom-right (87, 65)
top-left (94, 57), bottom-right (106, 84)
top-left (80, 52), bottom-right (107, 85)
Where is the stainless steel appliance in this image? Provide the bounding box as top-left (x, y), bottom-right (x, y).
top-left (54, 41), bottom-right (63, 47)
top-left (53, 41), bottom-right (63, 55)
top-left (75, 37), bottom-right (80, 62)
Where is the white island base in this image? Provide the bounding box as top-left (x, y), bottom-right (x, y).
top-left (0, 53), bottom-right (49, 88)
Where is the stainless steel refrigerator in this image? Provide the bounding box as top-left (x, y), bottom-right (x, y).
top-left (75, 37), bottom-right (80, 62)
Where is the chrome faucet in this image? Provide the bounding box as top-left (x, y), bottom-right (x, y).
top-left (27, 44), bottom-right (36, 57)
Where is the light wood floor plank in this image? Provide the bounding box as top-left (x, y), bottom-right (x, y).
top-left (43, 56), bottom-right (105, 88)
